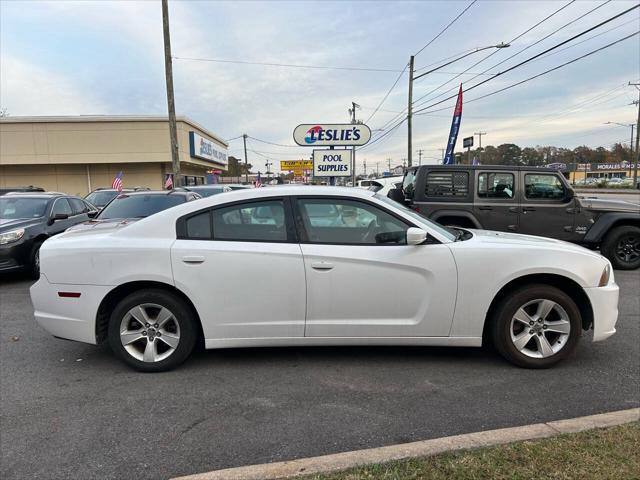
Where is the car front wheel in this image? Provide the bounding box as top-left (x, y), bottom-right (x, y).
top-left (601, 225), bottom-right (640, 270)
top-left (108, 289), bottom-right (198, 372)
top-left (490, 285), bottom-right (582, 368)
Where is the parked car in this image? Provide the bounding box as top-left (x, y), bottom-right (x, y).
top-left (70, 190), bottom-right (201, 231)
top-left (183, 185), bottom-right (232, 197)
top-left (0, 193), bottom-right (98, 276)
top-left (0, 186), bottom-right (45, 196)
top-left (367, 176), bottom-right (404, 196)
top-left (31, 186), bottom-right (617, 372)
top-left (389, 165), bottom-right (640, 270)
top-left (84, 187), bottom-right (150, 210)
top-left (223, 184), bottom-right (252, 190)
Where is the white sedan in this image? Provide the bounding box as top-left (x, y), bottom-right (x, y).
top-left (30, 187), bottom-right (619, 372)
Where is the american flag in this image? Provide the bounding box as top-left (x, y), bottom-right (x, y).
top-left (164, 174), bottom-right (174, 190)
top-left (255, 172), bottom-right (262, 188)
top-left (111, 171), bottom-right (123, 191)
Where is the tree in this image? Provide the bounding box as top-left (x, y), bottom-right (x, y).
top-left (222, 156), bottom-right (252, 177)
top-left (481, 145), bottom-right (499, 164)
top-left (521, 147), bottom-right (543, 166)
top-left (497, 144), bottom-right (522, 165)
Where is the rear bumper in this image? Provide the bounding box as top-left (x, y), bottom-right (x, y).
top-left (29, 274), bottom-right (112, 345)
top-left (584, 283), bottom-right (619, 342)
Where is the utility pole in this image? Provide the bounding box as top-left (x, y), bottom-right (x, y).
top-left (162, 0), bottom-right (180, 187)
top-left (407, 55), bottom-right (415, 168)
top-left (363, 159), bottom-right (367, 177)
top-left (376, 162), bottom-right (379, 176)
top-left (387, 157), bottom-right (392, 173)
top-left (349, 101), bottom-right (360, 187)
top-left (440, 148), bottom-right (445, 163)
top-left (474, 131), bottom-right (486, 164)
top-left (631, 82), bottom-right (640, 186)
top-left (242, 133), bottom-right (249, 184)
top-left (417, 148), bottom-right (423, 165)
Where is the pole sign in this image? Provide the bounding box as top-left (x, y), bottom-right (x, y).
top-left (280, 160), bottom-right (313, 176)
top-left (312, 149), bottom-right (352, 177)
top-left (293, 124), bottom-right (371, 146)
top-left (463, 136), bottom-right (473, 148)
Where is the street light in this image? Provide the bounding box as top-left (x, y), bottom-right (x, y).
top-left (407, 42), bottom-right (510, 167)
top-left (605, 121), bottom-right (636, 177)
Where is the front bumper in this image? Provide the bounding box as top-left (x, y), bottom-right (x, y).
top-left (584, 283), bottom-right (619, 342)
top-left (30, 274), bottom-right (113, 344)
top-left (0, 240), bottom-right (31, 272)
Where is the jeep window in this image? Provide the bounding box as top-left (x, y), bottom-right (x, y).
top-left (478, 173), bottom-right (514, 199)
top-left (426, 172), bottom-right (469, 197)
top-left (402, 170), bottom-right (417, 199)
top-left (525, 174), bottom-right (565, 200)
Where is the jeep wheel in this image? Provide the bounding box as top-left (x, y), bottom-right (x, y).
top-left (601, 225), bottom-right (640, 270)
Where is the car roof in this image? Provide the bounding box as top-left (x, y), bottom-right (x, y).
top-left (2, 192), bottom-right (67, 198)
top-left (407, 165), bottom-right (563, 172)
top-left (115, 190), bottom-right (193, 197)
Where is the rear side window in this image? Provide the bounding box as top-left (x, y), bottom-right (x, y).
top-left (186, 211), bottom-right (212, 239)
top-left (478, 173), bottom-right (514, 199)
top-left (426, 172), bottom-right (469, 197)
top-left (212, 200), bottom-right (287, 242)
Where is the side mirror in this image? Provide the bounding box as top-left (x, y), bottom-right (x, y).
top-left (565, 187), bottom-right (575, 202)
top-left (387, 188), bottom-right (405, 204)
top-left (406, 227), bottom-right (427, 245)
top-left (87, 210), bottom-right (98, 219)
top-left (49, 213), bottom-right (69, 225)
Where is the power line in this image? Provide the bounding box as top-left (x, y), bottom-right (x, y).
top-left (247, 135), bottom-right (300, 148)
top-left (411, 0), bottom-right (577, 109)
top-left (413, 5), bottom-right (640, 115)
top-left (173, 56), bottom-right (403, 73)
top-left (415, 0), bottom-right (477, 56)
top-left (365, 63), bottom-right (408, 123)
top-left (415, 32), bottom-right (639, 117)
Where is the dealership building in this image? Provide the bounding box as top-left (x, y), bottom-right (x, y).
top-left (0, 115), bottom-right (228, 195)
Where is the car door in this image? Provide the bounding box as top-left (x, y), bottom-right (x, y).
top-left (518, 172), bottom-right (576, 240)
top-left (474, 171), bottom-right (519, 231)
top-left (47, 198), bottom-right (77, 234)
top-left (171, 198), bottom-right (306, 341)
top-left (295, 196), bottom-right (457, 338)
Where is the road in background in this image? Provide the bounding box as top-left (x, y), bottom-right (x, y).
top-left (1, 271), bottom-right (638, 480)
top-left (575, 190), bottom-right (640, 204)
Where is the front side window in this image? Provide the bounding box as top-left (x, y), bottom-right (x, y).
top-left (525, 174), bottom-right (566, 200)
top-left (212, 200), bottom-right (287, 242)
top-left (402, 169), bottom-right (417, 199)
top-left (478, 173), bottom-right (515, 199)
top-left (69, 198), bottom-right (88, 215)
top-left (51, 198), bottom-right (73, 216)
top-left (426, 171), bottom-right (469, 197)
top-left (298, 198), bottom-right (408, 245)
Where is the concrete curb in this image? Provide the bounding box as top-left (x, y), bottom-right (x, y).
top-left (172, 408), bottom-right (639, 480)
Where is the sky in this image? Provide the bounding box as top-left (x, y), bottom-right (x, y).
top-left (1, 0), bottom-right (639, 174)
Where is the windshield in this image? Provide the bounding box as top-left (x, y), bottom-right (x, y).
top-left (187, 186), bottom-right (226, 197)
top-left (0, 198), bottom-right (48, 219)
top-left (85, 191), bottom-right (119, 208)
top-left (374, 193), bottom-right (456, 241)
top-left (97, 194), bottom-right (186, 220)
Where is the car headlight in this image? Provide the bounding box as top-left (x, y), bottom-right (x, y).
top-left (0, 228), bottom-right (25, 245)
top-left (598, 264), bottom-right (611, 287)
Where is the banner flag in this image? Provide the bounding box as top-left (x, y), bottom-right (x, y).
top-left (443, 84), bottom-right (463, 165)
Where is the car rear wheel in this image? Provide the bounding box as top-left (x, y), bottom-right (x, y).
top-left (108, 289), bottom-right (198, 372)
top-left (490, 285), bottom-right (582, 368)
top-left (601, 225), bottom-right (640, 270)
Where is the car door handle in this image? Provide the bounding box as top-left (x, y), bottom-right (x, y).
top-left (311, 261), bottom-right (334, 271)
top-left (508, 207), bottom-right (519, 213)
top-left (182, 255), bottom-right (205, 264)
top-left (478, 206), bottom-right (493, 211)
top-left (522, 207), bottom-right (536, 213)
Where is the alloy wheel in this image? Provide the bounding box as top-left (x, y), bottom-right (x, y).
top-left (509, 299), bottom-right (571, 359)
top-left (119, 303), bottom-right (180, 362)
top-left (615, 234), bottom-right (640, 264)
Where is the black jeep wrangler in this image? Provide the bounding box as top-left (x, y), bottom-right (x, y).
top-left (392, 165), bottom-right (640, 270)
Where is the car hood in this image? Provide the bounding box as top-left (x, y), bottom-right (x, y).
top-left (64, 218), bottom-right (141, 234)
top-left (462, 229), bottom-right (603, 258)
top-left (577, 196), bottom-right (640, 213)
top-left (0, 217), bottom-right (42, 231)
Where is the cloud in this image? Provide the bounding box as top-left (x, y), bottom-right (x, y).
top-left (0, 55), bottom-right (106, 115)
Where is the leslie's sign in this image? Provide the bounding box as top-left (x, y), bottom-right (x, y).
top-left (293, 124), bottom-right (371, 146)
top-left (189, 132), bottom-right (228, 166)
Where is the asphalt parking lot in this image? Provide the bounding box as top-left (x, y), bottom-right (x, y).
top-left (1, 269), bottom-right (638, 480)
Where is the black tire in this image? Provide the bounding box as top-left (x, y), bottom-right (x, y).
top-left (28, 241), bottom-right (44, 279)
top-left (490, 284), bottom-right (582, 369)
top-left (107, 289), bottom-right (198, 372)
top-left (601, 225), bottom-right (640, 270)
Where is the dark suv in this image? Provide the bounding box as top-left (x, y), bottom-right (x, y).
top-left (0, 193), bottom-right (98, 276)
top-left (393, 165), bottom-right (640, 269)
